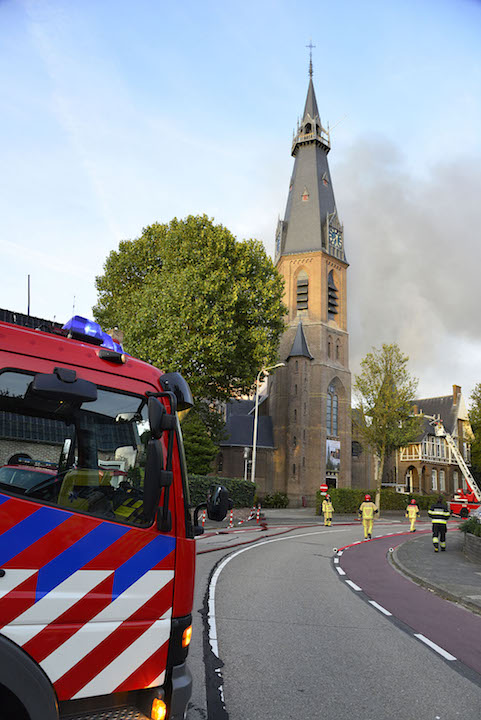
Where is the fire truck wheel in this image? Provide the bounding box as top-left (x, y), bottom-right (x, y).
top-left (0, 636), bottom-right (57, 720)
top-left (460, 508), bottom-right (469, 519)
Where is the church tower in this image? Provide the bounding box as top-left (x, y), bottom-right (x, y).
top-left (268, 58), bottom-right (351, 505)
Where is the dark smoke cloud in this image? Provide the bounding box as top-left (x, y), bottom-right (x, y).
top-left (334, 137), bottom-right (481, 399)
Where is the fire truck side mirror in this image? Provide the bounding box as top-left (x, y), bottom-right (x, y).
top-left (144, 439), bottom-right (164, 518)
top-left (148, 396), bottom-right (176, 439)
top-left (206, 484), bottom-right (231, 522)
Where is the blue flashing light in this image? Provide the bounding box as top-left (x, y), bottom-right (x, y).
top-left (63, 316), bottom-right (124, 353)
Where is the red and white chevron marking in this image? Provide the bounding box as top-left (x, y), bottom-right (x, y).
top-left (0, 568), bottom-right (173, 699)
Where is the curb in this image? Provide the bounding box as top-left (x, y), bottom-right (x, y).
top-left (390, 542), bottom-right (481, 618)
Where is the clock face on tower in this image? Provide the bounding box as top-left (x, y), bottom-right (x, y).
top-left (328, 227), bottom-right (342, 249)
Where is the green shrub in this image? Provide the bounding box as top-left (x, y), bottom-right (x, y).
top-left (188, 474), bottom-right (255, 508)
top-left (262, 492), bottom-right (289, 508)
top-left (315, 488), bottom-right (437, 514)
top-left (459, 516), bottom-right (481, 537)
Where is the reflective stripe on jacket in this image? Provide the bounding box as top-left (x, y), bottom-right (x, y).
top-left (428, 504), bottom-right (450, 524)
top-left (359, 501), bottom-right (377, 520)
top-left (322, 500), bottom-right (334, 514)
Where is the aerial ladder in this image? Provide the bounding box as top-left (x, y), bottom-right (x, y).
top-left (428, 417), bottom-right (481, 517)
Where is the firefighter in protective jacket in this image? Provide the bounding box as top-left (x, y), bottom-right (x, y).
top-left (406, 499), bottom-right (420, 532)
top-left (322, 494), bottom-right (334, 526)
top-left (358, 495), bottom-right (378, 540)
top-left (428, 496), bottom-right (450, 552)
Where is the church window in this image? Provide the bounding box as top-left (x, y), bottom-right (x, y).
top-left (328, 271), bottom-right (339, 320)
top-left (304, 122), bottom-right (312, 134)
top-left (293, 436), bottom-right (297, 447)
top-left (336, 341), bottom-right (341, 361)
top-left (303, 430), bottom-right (306, 441)
top-left (295, 384), bottom-right (298, 395)
top-left (293, 464), bottom-right (296, 475)
top-left (294, 408), bottom-right (297, 421)
top-left (327, 382), bottom-right (339, 437)
top-left (328, 336), bottom-right (332, 358)
top-left (297, 272), bottom-right (309, 310)
top-left (303, 457), bottom-right (305, 468)
top-left (295, 360), bottom-right (298, 372)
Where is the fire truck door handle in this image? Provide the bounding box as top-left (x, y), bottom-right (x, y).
top-left (0, 569), bottom-right (5, 578)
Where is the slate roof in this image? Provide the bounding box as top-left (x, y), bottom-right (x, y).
top-left (220, 415), bottom-right (274, 449)
top-left (414, 395), bottom-right (458, 439)
top-left (225, 399), bottom-right (255, 419)
top-left (287, 322), bottom-right (313, 361)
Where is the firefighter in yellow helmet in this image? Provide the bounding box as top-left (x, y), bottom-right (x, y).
top-left (321, 493), bottom-right (334, 527)
top-left (358, 494), bottom-right (378, 540)
top-left (406, 498), bottom-right (420, 532)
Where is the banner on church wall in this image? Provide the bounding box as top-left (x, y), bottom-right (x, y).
top-left (326, 439), bottom-right (340, 472)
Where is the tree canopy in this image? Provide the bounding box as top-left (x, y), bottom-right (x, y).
top-left (180, 409), bottom-right (219, 476)
top-left (354, 343), bottom-right (422, 503)
top-left (94, 215), bottom-right (286, 402)
top-left (469, 383), bottom-right (481, 474)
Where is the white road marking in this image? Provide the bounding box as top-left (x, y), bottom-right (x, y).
top-left (334, 558), bottom-right (339, 564)
top-left (414, 633), bottom-right (456, 661)
top-left (207, 528), bottom-right (348, 659)
top-left (369, 601), bottom-right (392, 616)
top-left (345, 580), bottom-right (362, 591)
top-left (336, 566), bottom-right (346, 576)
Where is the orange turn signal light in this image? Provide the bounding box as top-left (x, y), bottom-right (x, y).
top-left (182, 624), bottom-right (192, 648)
top-left (151, 697), bottom-right (167, 720)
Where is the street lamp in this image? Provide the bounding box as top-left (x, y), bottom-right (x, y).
top-left (251, 363), bottom-right (285, 485)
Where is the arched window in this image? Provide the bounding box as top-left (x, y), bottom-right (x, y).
top-left (336, 341), bottom-right (341, 361)
top-left (293, 464), bottom-right (296, 476)
top-left (327, 382), bottom-right (339, 437)
top-left (293, 436), bottom-right (297, 447)
top-left (296, 271), bottom-right (309, 310)
top-left (328, 271), bottom-right (339, 320)
top-left (294, 408), bottom-right (297, 421)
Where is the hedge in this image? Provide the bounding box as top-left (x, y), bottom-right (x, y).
top-left (188, 474), bottom-right (256, 509)
top-left (261, 492), bottom-right (289, 508)
top-left (459, 516), bottom-right (481, 537)
top-left (315, 488), bottom-right (439, 514)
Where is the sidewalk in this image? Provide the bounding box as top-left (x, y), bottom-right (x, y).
top-left (198, 508), bottom-right (481, 615)
top-left (391, 529), bottom-right (481, 615)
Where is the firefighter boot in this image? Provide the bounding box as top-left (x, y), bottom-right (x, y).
top-left (440, 541), bottom-right (446, 552)
top-left (433, 537), bottom-right (439, 552)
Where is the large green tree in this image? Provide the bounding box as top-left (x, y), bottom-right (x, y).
top-left (353, 343), bottom-right (422, 510)
top-left (94, 215), bottom-right (286, 403)
top-left (180, 409), bottom-right (219, 475)
top-left (469, 384), bottom-right (481, 475)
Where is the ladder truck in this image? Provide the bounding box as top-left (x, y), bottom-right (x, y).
top-left (430, 418), bottom-right (481, 518)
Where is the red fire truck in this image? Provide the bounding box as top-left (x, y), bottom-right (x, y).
top-left (430, 419), bottom-right (481, 518)
top-left (0, 312), bottom-right (229, 720)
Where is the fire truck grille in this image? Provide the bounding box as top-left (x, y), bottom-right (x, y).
top-left (63, 706), bottom-right (150, 720)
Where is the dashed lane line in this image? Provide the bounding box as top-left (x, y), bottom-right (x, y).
top-left (414, 634), bottom-right (456, 661)
top-left (369, 600), bottom-right (392, 616)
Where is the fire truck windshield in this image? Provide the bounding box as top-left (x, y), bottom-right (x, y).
top-left (0, 370), bottom-right (152, 527)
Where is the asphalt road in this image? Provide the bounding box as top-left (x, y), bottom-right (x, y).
top-left (187, 523), bottom-right (481, 719)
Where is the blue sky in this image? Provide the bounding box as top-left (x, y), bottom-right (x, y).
top-left (1, 0), bottom-right (481, 399)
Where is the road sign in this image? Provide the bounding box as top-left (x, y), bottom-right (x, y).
top-left (320, 484), bottom-right (328, 494)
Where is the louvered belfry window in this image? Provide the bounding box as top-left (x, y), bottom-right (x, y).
top-left (328, 271), bottom-right (338, 319)
top-left (297, 272), bottom-right (309, 310)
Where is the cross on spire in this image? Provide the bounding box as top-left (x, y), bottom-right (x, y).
top-left (306, 40), bottom-right (316, 77)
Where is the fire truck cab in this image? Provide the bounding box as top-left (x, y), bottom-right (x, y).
top-left (0, 313), bottom-right (227, 720)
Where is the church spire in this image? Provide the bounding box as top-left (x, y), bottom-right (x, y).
top-left (275, 64), bottom-right (345, 261)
